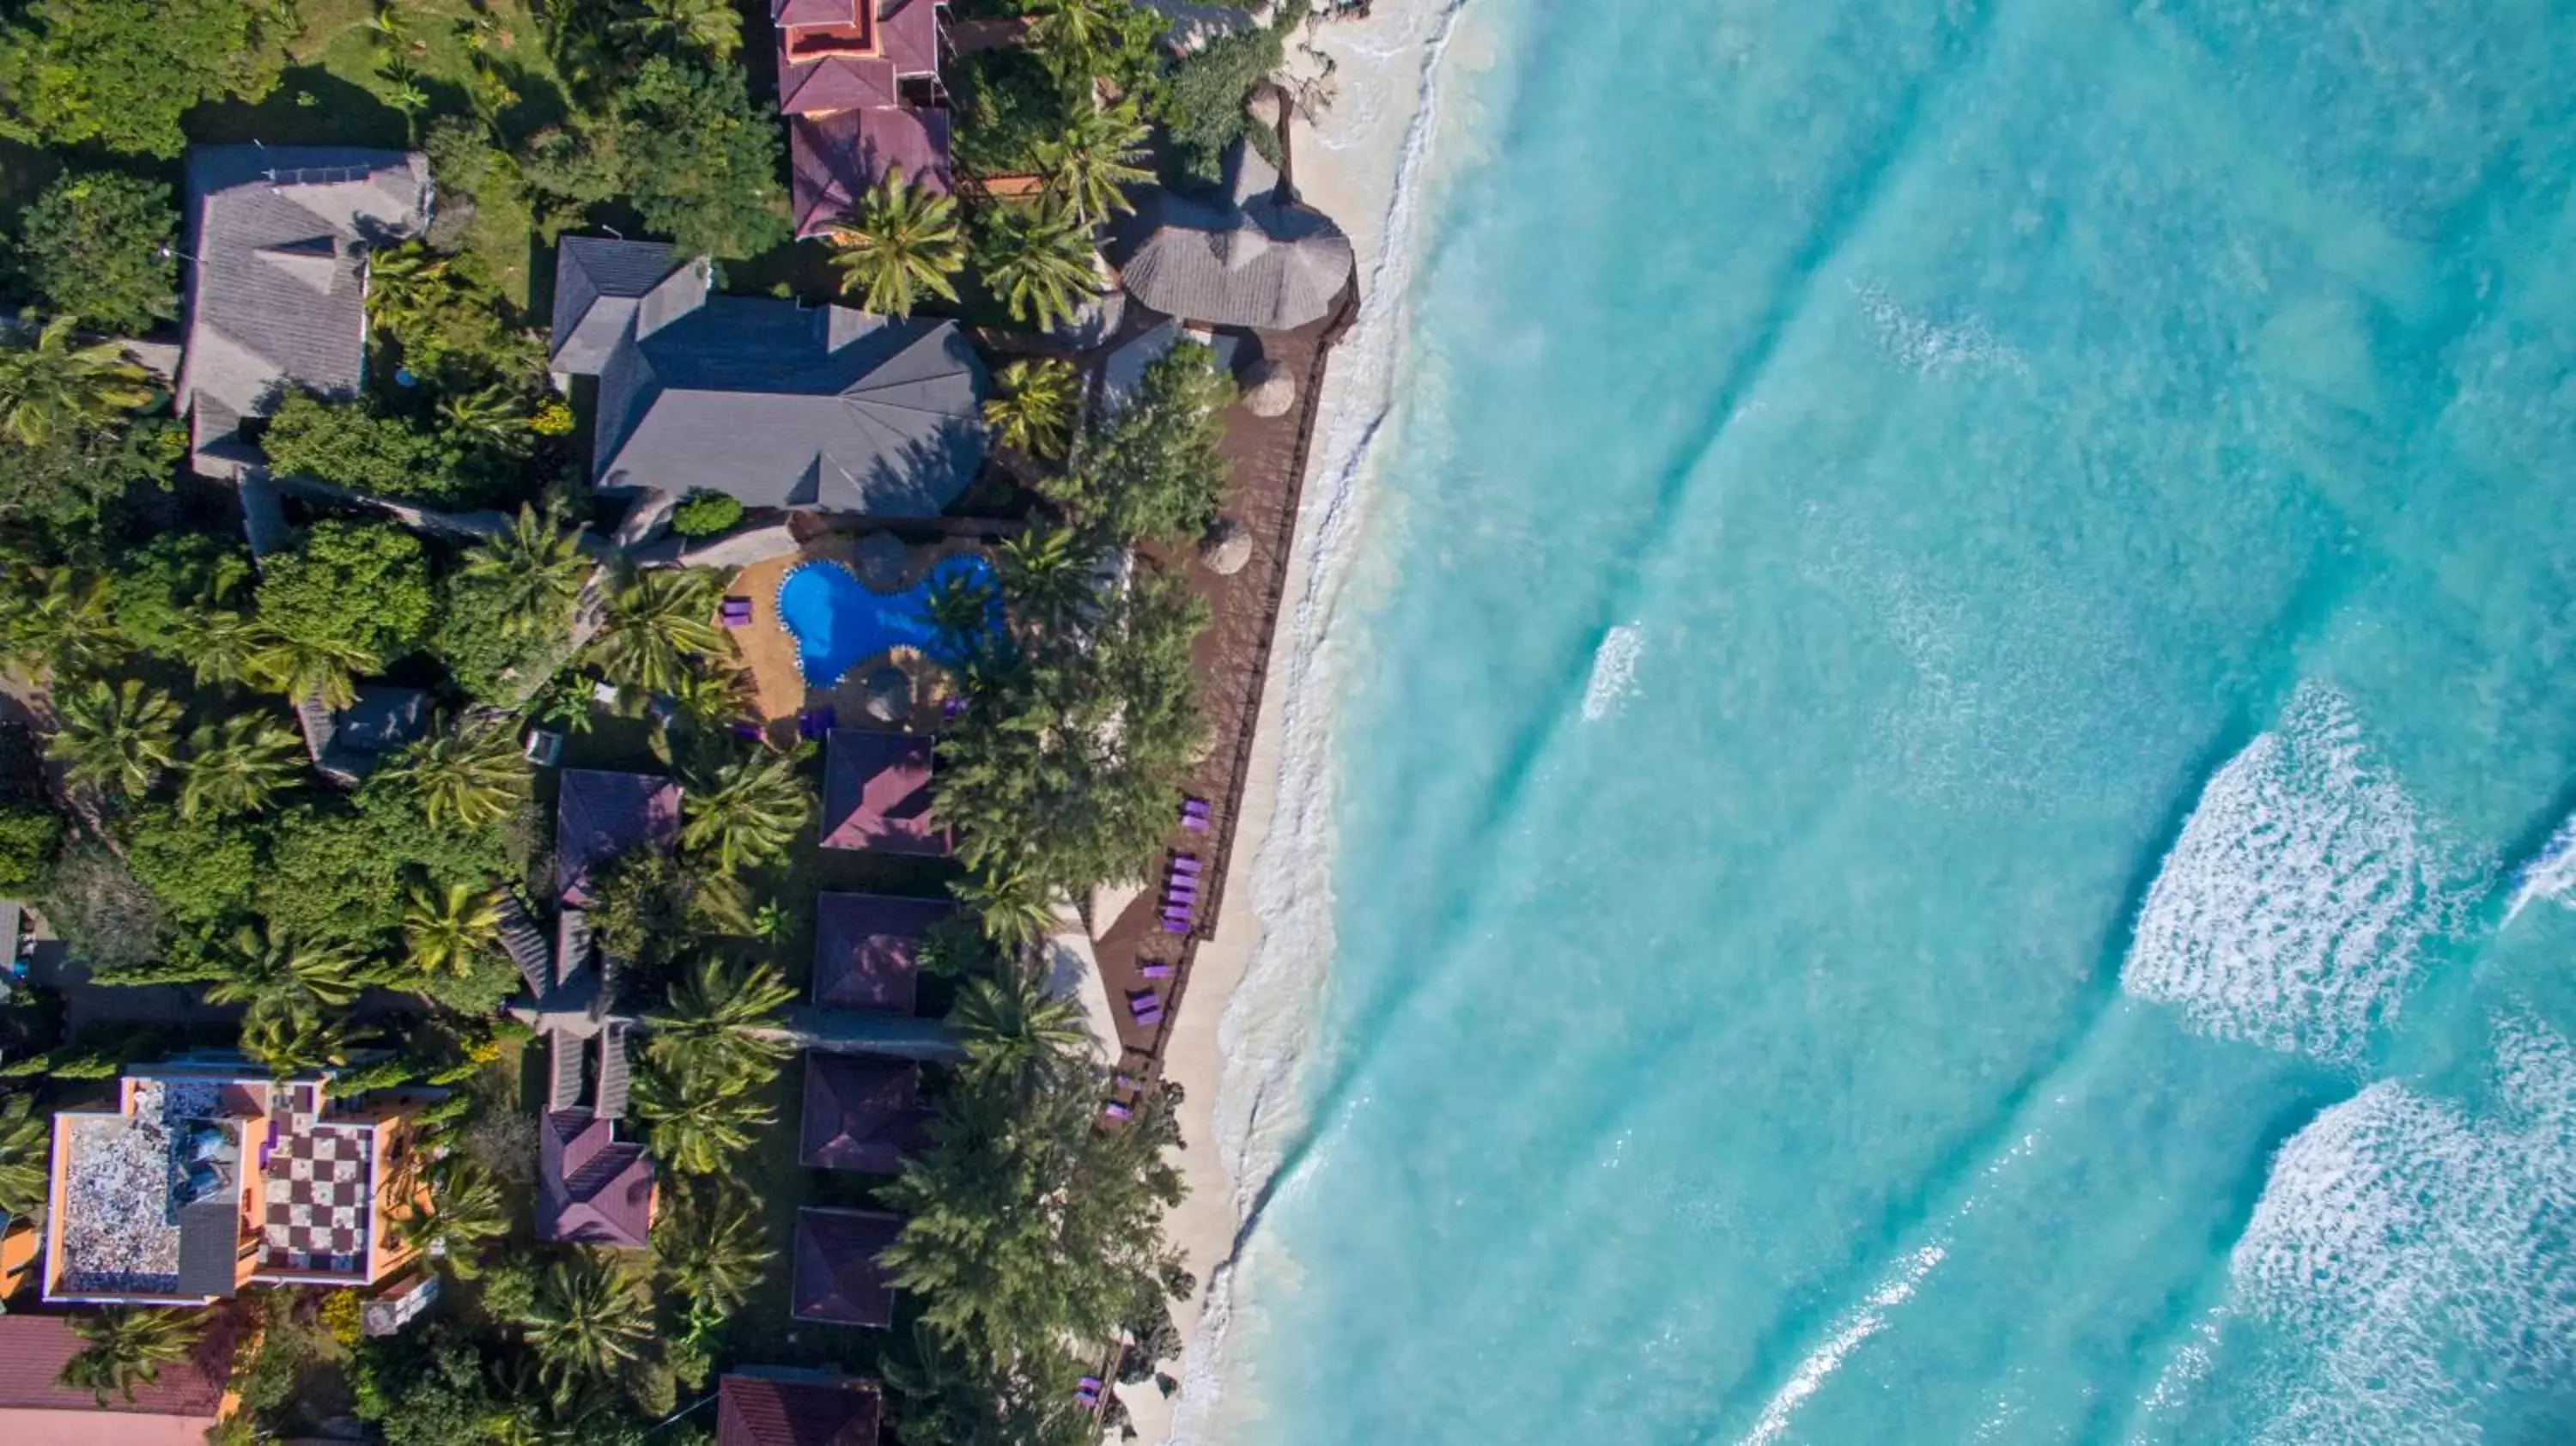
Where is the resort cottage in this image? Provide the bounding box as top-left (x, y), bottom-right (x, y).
top-left (716, 1370), bottom-right (884, 1446)
top-left (547, 237), bottom-right (987, 526)
top-left (41, 1057), bottom-right (429, 1307)
top-left (819, 728), bottom-right (950, 855)
top-left (799, 1054), bottom-right (921, 1173)
top-left (0, 1309), bottom-right (243, 1445)
top-left (775, 0), bottom-right (956, 239)
top-left (175, 147), bottom-right (434, 481)
top-left (1109, 139), bottom-right (1354, 334)
top-left (790, 1206), bottom-right (904, 1328)
top-left (812, 891), bottom-right (949, 1013)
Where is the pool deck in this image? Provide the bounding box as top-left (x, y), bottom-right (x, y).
top-left (729, 534), bottom-right (986, 744)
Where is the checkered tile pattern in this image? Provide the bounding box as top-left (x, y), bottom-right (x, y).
top-left (260, 1121), bottom-right (374, 1274)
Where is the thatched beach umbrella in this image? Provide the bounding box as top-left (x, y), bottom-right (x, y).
top-left (1200, 518), bottom-right (1253, 575)
top-left (1239, 359), bottom-right (1296, 418)
top-left (855, 532), bottom-right (908, 590)
top-left (861, 666), bottom-right (912, 724)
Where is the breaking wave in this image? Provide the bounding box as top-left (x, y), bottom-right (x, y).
top-left (1583, 623), bottom-right (1645, 720)
top-left (2230, 1013), bottom-right (2576, 1444)
top-left (1736, 1247), bottom-right (1948, 1446)
top-left (2120, 683), bottom-right (2476, 1064)
top-left (2503, 807), bottom-right (2576, 926)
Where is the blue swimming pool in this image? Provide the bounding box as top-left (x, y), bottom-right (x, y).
top-left (776, 552), bottom-right (1002, 688)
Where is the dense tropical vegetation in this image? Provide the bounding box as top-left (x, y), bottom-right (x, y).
top-left (0, 0), bottom-right (1322, 1437)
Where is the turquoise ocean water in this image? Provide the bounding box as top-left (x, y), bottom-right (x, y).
top-left (1225, 1), bottom-right (2576, 1442)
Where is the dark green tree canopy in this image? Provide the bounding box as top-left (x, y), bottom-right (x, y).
top-left (10, 171), bottom-right (179, 333)
top-left (0, 0), bottom-right (293, 158)
top-left (255, 519), bottom-right (438, 669)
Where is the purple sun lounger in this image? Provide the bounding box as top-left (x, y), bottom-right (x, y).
top-left (1172, 856), bottom-right (1202, 874)
top-left (1102, 1099), bottom-right (1133, 1121)
top-left (1140, 961), bottom-right (1174, 980)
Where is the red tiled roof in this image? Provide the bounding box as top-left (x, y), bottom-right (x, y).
top-left (799, 1055), bottom-right (920, 1172)
top-left (716, 1372), bottom-right (882, 1446)
top-left (791, 1208), bottom-right (902, 1326)
top-left (536, 1111), bottom-right (656, 1249)
top-left (791, 108), bottom-right (954, 239)
top-left (779, 52), bottom-right (900, 115)
top-left (819, 730), bottom-right (949, 855)
top-left (811, 892), bottom-right (947, 1012)
top-left (0, 1309), bottom-right (238, 1419)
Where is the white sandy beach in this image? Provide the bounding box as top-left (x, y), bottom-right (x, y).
top-left (1119, 2), bottom-right (1479, 1440)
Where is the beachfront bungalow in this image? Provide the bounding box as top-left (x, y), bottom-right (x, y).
top-left (819, 729), bottom-right (949, 855)
top-left (41, 1058), bottom-right (428, 1307)
top-left (790, 1206), bottom-right (903, 1327)
top-left (717, 1370), bottom-right (884, 1446)
top-left (0, 1309), bottom-right (243, 1445)
top-left (554, 768), bottom-right (682, 908)
top-left (1109, 140), bottom-right (1352, 334)
top-left (545, 237), bottom-right (986, 526)
top-left (799, 1055), bottom-right (920, 1173)
top-left (774, 0), bottom-right (954, 240)
top-left (175, 147), bottom-right (433, 481)
top-left (814, 891), bottom-right (950, 1012)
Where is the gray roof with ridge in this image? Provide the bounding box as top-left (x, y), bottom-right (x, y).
top-left (177, 147), bottom-right (433, 479)
top-left (550, 238), bottom-right (986, 515)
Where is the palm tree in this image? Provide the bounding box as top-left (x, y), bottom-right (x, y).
top-left (403, 882), bottom-right (503, 977)
top-left (364, 245), bottom-right (456, 339)
top-left (632, 1060), bottom-right (776, 1175)
top-left (949, 860), bottom-right (1057, 949)
top-left (436, 383), bottom-right (525, 440)
top-left (998, 526), bottom-right (1096, 631)
top-left (923, 569), bottom-right (999, 663)
top-left (240, 1009), bottom-right (358, 1076)
top-left (981, 358), bottom-right (1080, 462)
top-left (516, 1253), bottom-right (654, 1405)
top-left (206, 923), bottom-right (368, 1023)
top-left (395, 1156), bottom-right (510, 1276)
top-left (680, 748), bottom-right (812, 872)
top-left (389, 715), bottom-right (529, 829)
top-left (244, 625), bottom-right (377, 710)
top-left (0, 1091), bottom-right (49, 1224)
top-left (1024, 0), bottom-right (1125, 73)
top-left (1035, 101), bottom-right (1152, 222)
top-left (585, 567), bottom-right (727, 697)
top-left (660, 662), bottom-right (752, 737)
top-left (645, 957), bottom-right (795, 1084)
top-left (613, 0), bottom-right (743, 60)
top-left (461, 503), bottom-right (591, 636)
top-left (171, 608), bottom-right (268, 689)
top-left (951, 963), bottom-right (1088, 1097)
top-left (0, 313), bottom-right (161, 447)
top-left (3, 568), bottom-right (118, 680)
top-left (829, 175), bottom-right (965, 318)
top-left (654, 1182), bottom-right (773, 1321)
top-left (973, 199), bottom-right (1102, 334)
top-left (58, 1309), bottom-right (207, 1405)
top-left (48, 678), bottom-right (181, 802)
top-left (179, 713), bottom-right (305, 819)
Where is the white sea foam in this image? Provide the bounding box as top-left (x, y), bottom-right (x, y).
top-left (2229, 1013), bottom-right (2576, 1444)
top-left (1582, 623), bottom-right (1645, 720)
top-left (2502, 807), bottom-right (2576, 925)
top-left (1165, 0), bottom-right (1478, 1439)
top-left (1736, 1246), bottom-right (1947, 1446)
top-left (2120, 683), bottom-right (2475, 1065)
top-left (1850, 280), bottom-right (2030, 376)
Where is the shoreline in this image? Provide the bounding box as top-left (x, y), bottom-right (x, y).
top-left (1132, 2), bottom-right (1479, 1440)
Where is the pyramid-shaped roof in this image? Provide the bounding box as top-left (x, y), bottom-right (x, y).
top-left (812, 891), bottom-right (949, 1011)
top-left (818, 730), bottom-right (947, 854)
top-left (799, 1054), bottom-right (920, 1172)
top-left (550, 235), bottom-right (708, 376)
top-left (555, 769), bottom-right (682, 907)
top-left (791, 1207), bottom-right (902, 1325)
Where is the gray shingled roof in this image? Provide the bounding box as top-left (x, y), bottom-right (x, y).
top-left (177, 148), bottom-right (433, 480)
top-left (587, 297), bottom-right (987, 516)
top-left (548, 237), bottom-right (708, 375)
